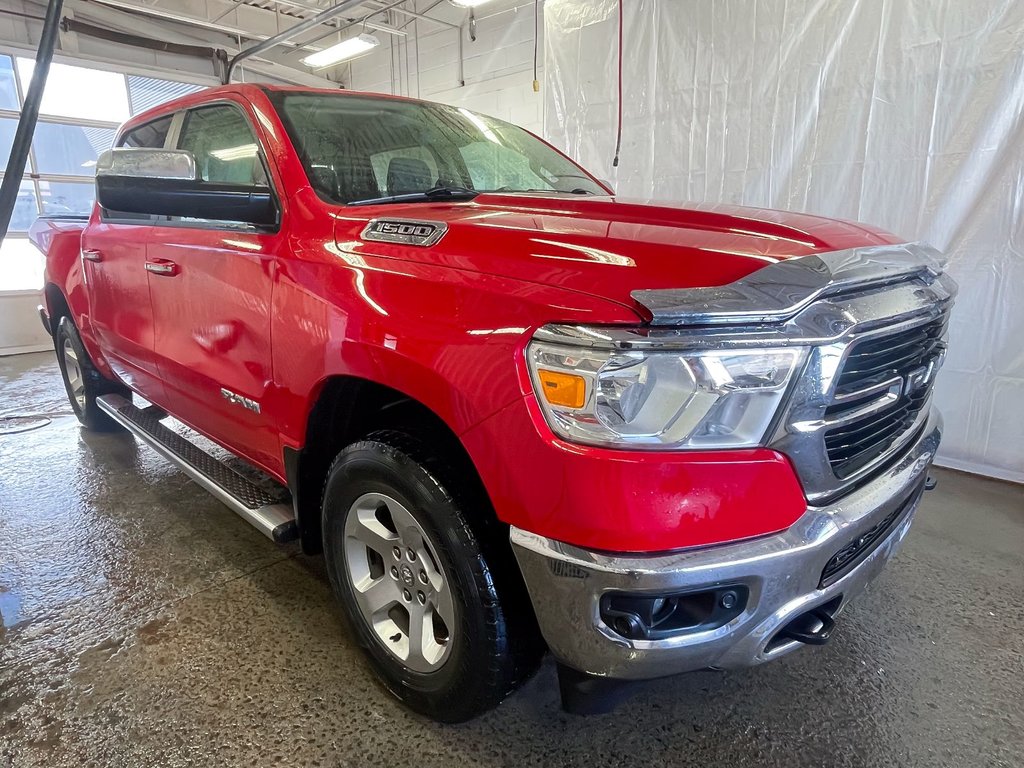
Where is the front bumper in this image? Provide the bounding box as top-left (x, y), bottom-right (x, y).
top-left (511, 411), bottom-right (941, 680)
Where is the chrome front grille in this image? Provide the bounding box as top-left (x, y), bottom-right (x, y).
top-left (823, 314), bottom-right (949, 479)
top-left (588, 241), bottom-right (956, 504)
top-left (770, 274), bottom-right (956, 504)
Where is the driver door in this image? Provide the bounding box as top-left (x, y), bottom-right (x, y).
top-left (147, 101), bottom-right (282, 473)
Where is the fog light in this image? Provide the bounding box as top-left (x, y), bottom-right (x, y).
top-left (600, 586), bottom-right (748, 641)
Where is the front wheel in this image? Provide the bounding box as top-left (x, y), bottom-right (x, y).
top-left (321, 431), bottom-right (542, 722)
top-left (54, 316), bottom-right (127, 432)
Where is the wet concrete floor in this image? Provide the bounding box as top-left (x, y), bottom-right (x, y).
top-left (0, 351), bottom-right (1021, 767)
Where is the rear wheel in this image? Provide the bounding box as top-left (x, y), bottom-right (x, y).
top-left (55, 316), bottom-right (128, 432)
top-left (321, 431), bottom-right (542, 722)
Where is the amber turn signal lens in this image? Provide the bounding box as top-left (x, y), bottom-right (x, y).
top-left (537, 369), bottom-right (586, 409)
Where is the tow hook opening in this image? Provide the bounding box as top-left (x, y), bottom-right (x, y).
top-left (766, 595), bottom-right (843, 652)
top-left (599, 585), bottom-right (749, 641)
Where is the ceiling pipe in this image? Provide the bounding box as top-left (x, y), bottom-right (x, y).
top-left (86, 0), bottom-right (322, 52)
top-left (300, 17), bottom-right (406, 47)
top-left (224, 0), bottom-right (367, 83)
top-left (370, 3), bottom-right (460, 30)
top-left (0, 0), bottom-right (64, 242)
top-left (318, 0), bottom-right (415, 40)
top-left (327, 0), bottom-right (464, 87)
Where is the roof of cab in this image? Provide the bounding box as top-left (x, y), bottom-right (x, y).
top-left (121, 82), bottom-right (433, 135)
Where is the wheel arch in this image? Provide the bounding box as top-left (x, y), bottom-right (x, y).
top-left (287, 374), bottom-right (498, 556)
top-left (44, 281), bottom-right (71, 327)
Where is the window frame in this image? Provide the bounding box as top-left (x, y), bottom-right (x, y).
top-left (98, 108), bottom-right (180, 226)
top-left (169, 99), bottom-right (281, 232)
top-left (118, 112), bottom-right (176, 151)
top-left (176, 101), bottom-right (270, 189)
top-left (104, 100), bottom-right (282, 233)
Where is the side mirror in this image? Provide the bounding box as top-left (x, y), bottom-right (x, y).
top-left (95, 148), bottom-right (277, 228)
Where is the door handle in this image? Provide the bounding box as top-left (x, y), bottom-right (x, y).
top-left (81, 249), bottom-right (103, 262)
top-left (144, 260), bottom-right (179, 277)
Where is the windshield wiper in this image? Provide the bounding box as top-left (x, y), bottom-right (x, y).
top-left (494, 188), bottom-right (596, 195)
top-left (348, 185), bottom-right (479, 206)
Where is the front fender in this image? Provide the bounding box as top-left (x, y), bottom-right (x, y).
top-left (269, 241), bottom-right (639, 448)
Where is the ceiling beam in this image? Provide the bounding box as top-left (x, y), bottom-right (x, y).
top-left (67, 0), bottom-right (336, 86)
top-left (225, 0), bottom-right (366, 82)
top-left (84, 0), bottom-right (324, 51)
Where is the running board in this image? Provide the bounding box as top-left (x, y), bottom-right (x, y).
top-left (96, 394), bottom-right (297, 543)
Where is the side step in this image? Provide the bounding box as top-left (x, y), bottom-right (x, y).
top-left (96, 394), bottom-right (297, 543)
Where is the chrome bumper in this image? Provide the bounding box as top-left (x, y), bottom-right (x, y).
top-left (511, 411), bottom-right (941, 680)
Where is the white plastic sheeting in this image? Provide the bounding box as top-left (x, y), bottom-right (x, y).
top-left (544, 0), bottom-right (1024, 482)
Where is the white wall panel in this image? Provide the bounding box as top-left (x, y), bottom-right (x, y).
top-left (347, 1), bottom-right (545, 133)
top-left (544, 0), bottom-right (1024, 482)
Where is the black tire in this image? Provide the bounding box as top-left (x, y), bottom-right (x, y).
top-left (321, 430), bottom-right (543, 722)
top-left (54, 315), bottom-right (129, 432)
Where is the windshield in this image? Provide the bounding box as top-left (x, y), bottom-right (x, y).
top-left (267, 91), bottom-right (606, 204)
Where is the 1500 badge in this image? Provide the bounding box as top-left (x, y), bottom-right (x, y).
top-left (361, 218), bottom-right (448, 247)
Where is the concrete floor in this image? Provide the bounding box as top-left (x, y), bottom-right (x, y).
top-left (0, 351), bottom-right (1021, 768)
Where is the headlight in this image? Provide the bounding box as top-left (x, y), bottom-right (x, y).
top-left (527, 339), bottom-right (806, 449)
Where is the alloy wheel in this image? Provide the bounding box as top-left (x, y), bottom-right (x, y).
top-left (62, 336), bottom-right (86, 412)
top-left (343, 492), bottom-right (456, 673)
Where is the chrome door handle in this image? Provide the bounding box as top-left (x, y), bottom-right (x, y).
top-left (144, 260), bottom-right (179, 276)
top-left (82, 249), bottom-right (103, 262)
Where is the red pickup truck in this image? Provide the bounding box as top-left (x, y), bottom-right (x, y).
top-left (30, 84), bottom-right (955, 721)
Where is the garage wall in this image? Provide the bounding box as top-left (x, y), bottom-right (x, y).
top-left (544, 0), bottom-right (1024, 483)
top-left (346, 1), bottom-right (544, 134)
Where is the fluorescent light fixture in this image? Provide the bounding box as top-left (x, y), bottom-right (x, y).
top-left (450, 0), bottom-right (494, 7)
top-left (302, 33), bottom-right (380, 69)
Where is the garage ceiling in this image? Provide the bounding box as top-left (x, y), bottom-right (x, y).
top-left (16, 0), bottom-right (475, 86)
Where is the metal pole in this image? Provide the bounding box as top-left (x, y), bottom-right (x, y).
top-left (223, 0), bottom-right (365, 84)
top-left (380, 4), bottom-right (460, 30)
top-left (0, 0), bottom-right (64, 242)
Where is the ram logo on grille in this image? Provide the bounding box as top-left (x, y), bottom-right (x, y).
top-left (361, 218), bottom-right (448, 247)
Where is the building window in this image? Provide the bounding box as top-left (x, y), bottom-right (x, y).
top-left (0, 56), bottom-right (206, 292)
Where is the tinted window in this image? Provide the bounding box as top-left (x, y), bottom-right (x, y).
top-left (121, 115), bottom-right (173, 149)
top-left (370, 146), bottom-right (439, 195)
top-left (177, 104), bottom-right (267, 185)
top-left (269, 92), bottom-right (604, 204)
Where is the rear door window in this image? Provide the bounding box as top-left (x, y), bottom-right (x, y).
top-left (107, 114), bottom-right (176, 223)
top-left (120, 114), bottom-right (173, 149)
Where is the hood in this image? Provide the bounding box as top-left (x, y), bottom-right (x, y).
top-left (334, 193), bottom-right (901, 318)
